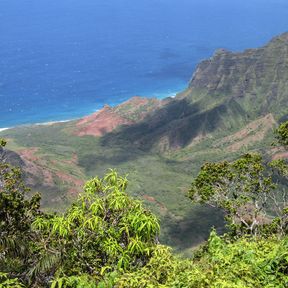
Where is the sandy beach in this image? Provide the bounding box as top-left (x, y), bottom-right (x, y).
top-left (0, 128), bottom-right (9, 132)
top-left (0, 119), bottom-right (73, 133)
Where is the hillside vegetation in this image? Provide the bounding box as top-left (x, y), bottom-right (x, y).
top-left (1, 33), bottom-right (288, 252)
top-left (0, 121), bottom-right (287, 287)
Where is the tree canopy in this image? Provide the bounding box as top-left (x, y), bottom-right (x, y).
top-left (188, 122), bottom-right (288, 237)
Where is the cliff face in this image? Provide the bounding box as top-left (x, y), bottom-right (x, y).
top-left (64, 33), bottom-right (288, 150)
top-left (187, 32), bottom-right (288, 115)
top-left (101, 33), bottom-right (288, 151)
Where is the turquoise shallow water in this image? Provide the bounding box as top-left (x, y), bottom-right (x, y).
top-left (1, 0), bottom-right (288, 128)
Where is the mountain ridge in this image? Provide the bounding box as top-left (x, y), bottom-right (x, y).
top-left (70, 32), bottom-right (288, 152)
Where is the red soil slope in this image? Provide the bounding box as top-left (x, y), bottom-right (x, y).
top-left (75, 96), bottom-right (163, 137)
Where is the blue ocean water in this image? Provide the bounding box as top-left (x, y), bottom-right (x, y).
top-left (1, 0), bottom-right (288, 128)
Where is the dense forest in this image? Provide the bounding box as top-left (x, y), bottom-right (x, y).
top-left (0, 121), bottom-right (287, 287)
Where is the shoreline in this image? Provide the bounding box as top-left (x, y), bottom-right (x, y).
top-left (0, 128), bottom-right (9, 132)
top-left (0, 91), bottom-right (180, 133)
top-left (0, 119), bottom-right (74, 133)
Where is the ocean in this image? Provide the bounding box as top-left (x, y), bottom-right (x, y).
top-left (1, 0), bottom-right (288, 128)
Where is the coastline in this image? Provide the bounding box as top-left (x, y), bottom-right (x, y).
top-left (0, 119), bottom-right (74, 133)
top-left (0, 91), bottom-right (180, 133)
top-left (34, 119), bottom-right (72, 126)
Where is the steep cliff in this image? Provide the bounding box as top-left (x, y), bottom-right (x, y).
top-left (100, 33), bottom-right (288, 151)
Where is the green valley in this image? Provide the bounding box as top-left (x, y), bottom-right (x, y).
top-left (1, 32), bottom-right (288, 252)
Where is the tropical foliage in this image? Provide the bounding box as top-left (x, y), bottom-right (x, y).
top-left (188, 122), bottom-right (288, 237)
top-left (0, 121), bottom-right (288, 287)
top-left (0, 139), bottom-right (41, 282)
top-left (35, 170), bottom-right (160, 286)
top-left (116, 230), bottom-right (288, 288)
top-left (275, 121), bottom-right (288, 147)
